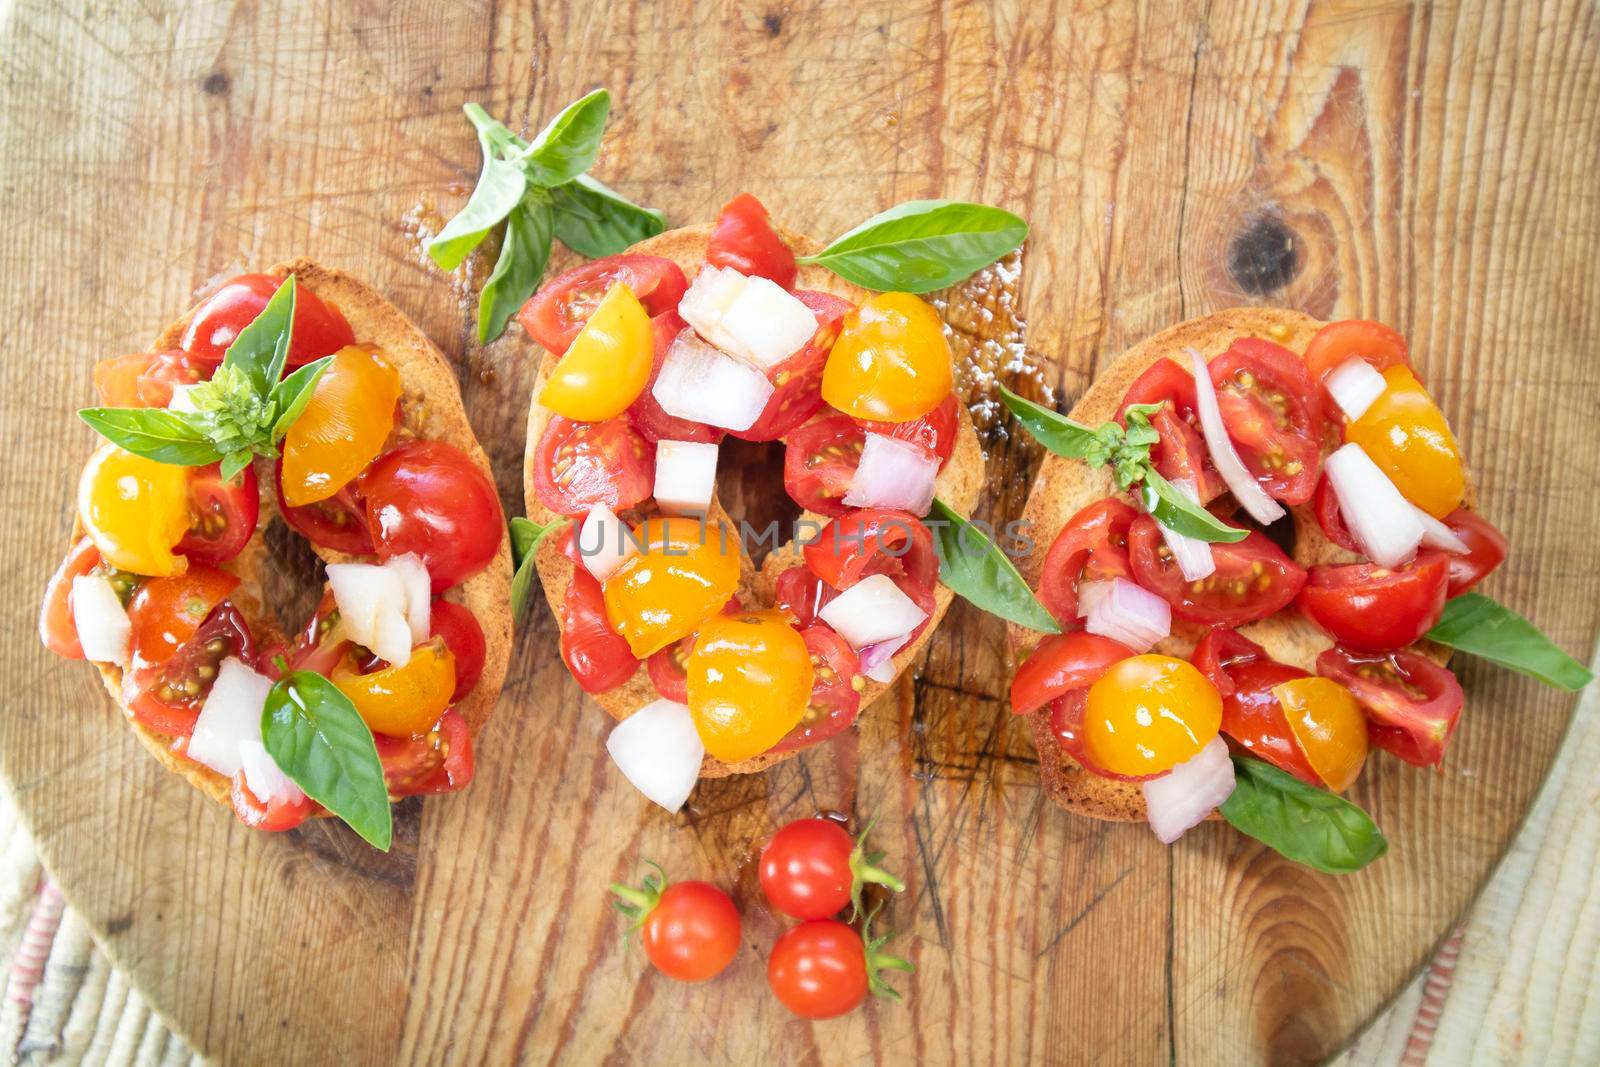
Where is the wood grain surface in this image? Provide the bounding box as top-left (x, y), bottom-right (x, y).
top-left (2, 2), bottom-right (1597, 1065)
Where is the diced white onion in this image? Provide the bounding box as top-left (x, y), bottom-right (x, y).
top-left (1188, 347), bottom-right (1286, 525)
top-left (327, 561), bottom-right (414, 667)
top-left (385, 553), bottom-right (432, 644)
top-left (1143, 736), bottom-right (1236, 844)
top-left (166, 384), bottom-right (201, 413)
top-left (1324, 443), bottom-right (1425, 568)
top-left (1084, 577), bottom-right (1171, 653)
top-left (1413, 504), bottom-right (1470, 555)
top-left (1075, 579), bottom-right (1113, 620)
top-left (606, 698), bottom-right (704, 812)
top-left (70, 574), bottom-right (130, 665)
top-left (859, 631), bottom-right (913, 683)
top-left (238, 739), bottom-right (305, 806)
top-left (651, 330), bottom-right (774, 432)
top-left (577, 504), bottom-right (639, 581)
top-left (818, 574), bottom-right (928, 650)
top-left (843, 434), bottom-right (938, 516)
top-left (187, 658), bottom-right (273, 779)
top-left (1157, 477), bottom-right (1216, 581)
top-left (653, 440), bottom-right (719, 517)
top-left (678, 266), bottom-right (817, 370)
top-left (1326, 357), bottom-right (1387, 422)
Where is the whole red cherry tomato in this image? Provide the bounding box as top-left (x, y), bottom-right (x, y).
top-left (767, 916), bottom-right (913, 1019)
top-left (760, 817), bottom-right (904, 921)
top-left (1297, 552), bottom-right (1448, 651)
top-left (705, 192), bottom-right (797, 287)
top-left (610, 865), bottom-right (741, 983)
top-left (363, 440), bottom-right (504, 592)
top-left (181, 273), bottom-right (355, 369)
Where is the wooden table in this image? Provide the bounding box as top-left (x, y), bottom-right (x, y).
top-left (2, 2), bottom-right (1596, 1064)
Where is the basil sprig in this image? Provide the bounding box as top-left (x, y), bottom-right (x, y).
top-left (429, 91), bottom-right (666, 342)
top-left (510, 516), bottom-right (567, 619)
top-left (78, 276), bottom-right (330, 481)
top-left (798, 200), bottom-right (1028, 293)
top-left (1426, 592), bottom-right (1593, 691)
top-left (1219, 755), bottom-right (1388, 874)
top-left (927, 499), bottom-right (1059, 633)
top-left (262, 670), bottom-right (392, 850)
top-left (998, 384), bottom-right (1246, 544)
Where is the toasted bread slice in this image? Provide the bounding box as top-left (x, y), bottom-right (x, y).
top-left (522, 224), bottom-right (985, 777)
top-left (78, 258), bottom-right (514, 812)
top-left (1009, 308), bottom-right (1469, 821)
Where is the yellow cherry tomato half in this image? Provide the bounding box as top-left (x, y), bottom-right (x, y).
top-left (1345, 366), bottom-right (1465, 518)
top-left (602, 517), bottom-right (740, 658)
top-left (686, 610), bottom-right (813, 763)
top-left (77, 443), bottom-right (191, 577)
top-left (331, 639), bottom-right (456, 738)
top-left (1272, 676), bottom-right (1368, 794)
top-left (1084, 655), bottom-right (1223, 777)
top-left (281, 344), bottom-right (403, 507)
top-left (820, 292), bottom-right (954, 422)
top-left (538, 283), bottom-right (653, 422)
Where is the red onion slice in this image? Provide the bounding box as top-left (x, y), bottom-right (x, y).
top-left (1142, 736), bottom-right (1236, 844)
top-left (1188, 347), bottom-right (1286, 525)
top-left (843, 433), bottom-right (938, 516)
top-left (606, 698), bottom-right (704, 812)
top-left (818, 574), bottom-right (928, 650)
top-left (859, 631), bottom-right (914, 683)
top-left (1084, 577), bottom-right (1171, 653)
top-left (652, 330), bottom-right (774, 432)
top-left (1326, 357), bottom-right (1387, 421)
top-left (1324, 443), bottom-right (1424, 567)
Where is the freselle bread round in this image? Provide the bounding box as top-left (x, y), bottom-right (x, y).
top-left (523, 224), bottom-right (985, 777)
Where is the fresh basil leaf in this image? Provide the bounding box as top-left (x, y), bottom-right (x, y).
top-left (262, 671), bottom-right (392, 851)
top-left (1140, 469), bottom-right (1248, 544)
top-left (268, 355), bottom-right (333, 441)
top-left (927, 499), bottom-right (1060, 634)
top-left (77, 407), bottom-right (221, 466)
top-left (799, 200), bottom-right (1028, 293)
top-left (551, 174), bottom-right (667, 257)
top-left (1426, 592), bottom-right (1593, 691)
top-left (510, 516), bottom-right (567, 619)
top-left (998, 384), bottom-right (1101, 459)
top-left (219, 450), bottom-right (253, 483)
top-left (220, 274), bottom-right (297, 395)
top-left (1220, 755), bottom-right (1387, 874)
top-left (520, 88), bottom-right (611, 188)
top-left (462, 102), bottom-right (524, 152)
top-left (478, 196), bottom-right (556, 343)
top-left (428, 121), bottom-right (530, 271)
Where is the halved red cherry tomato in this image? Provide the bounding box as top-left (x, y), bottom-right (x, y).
top-left (856, 392), bottom-right (960, 470)
top-left (1302, 320), bottom-right (1413, 395)
top-left (803, 508), bottom-right (938, 599)
top-left (627, 312), bottom-right (722, 444)
top-left (1442, 509), bottom-right (1507, 598)
top-left (375, 709), bottom-right (475, 796)
top-left (784, 415), bottom-right (865, 517)
top-left (774, 565), bottom-right (840, 630)
top-left (40, 537), bottom-right (102, 659)
top-left (1192, 629), bottom-right (1321, 787)
top-left (1312, 471), bottom-right (1361, 553)
top-left (533, 415), bottom-right (655, 518)
top-left (95, 350), bottom-right (222, 408)
top-left (181, 273), bottom-right (355, 369)
top-left (175, 463), bottom-right (259, 565)
top-left (430, 601), bottom-right (486, 703)
top-left (229, 770), bottom-right (316, 831)
top-left (611, 871), bottom-right (741, 983)
top-left (1128, 515), bottom-right (1306, 626)
top-left (1317, 646), bottom-right (1465, 767)
top-left (772, 624), bottom-right (863, 753)
top-left (364, 440), bottom-right (504, 592)
top-left (1298, 552), bottom-right (1448, 651)
top-left (274, 460), bottom-right (373, 554)
top-left (705, 192), bottom-right (797, 288)
top-left (1036, 497), bottom-right (1137, 624)
top-left (289, 591), bottom-right (347, 676)
top-left (562, 568), bottom-right (638, 693)
top-left (1118, 359), bottom-right (1222, 502)
top-left (125, 565), bottom-right (241, 679)
top-left (518, 254), bottom-right (688, 356)
top-left (126, 602), bottom-right (255, 737)
top-left (1009, 631), bottom-right (1135, 717)
top-left (1209, 338), bottom-right (1324, 505)
top-left (733, 291), bottom-right (854, 442)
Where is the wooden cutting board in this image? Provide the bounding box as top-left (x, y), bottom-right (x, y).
top-left (2, 1), bottom-right (1596, 1063)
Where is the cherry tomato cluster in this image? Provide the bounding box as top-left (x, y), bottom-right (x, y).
top-left (523, 194), bottom-right (958, 766)
top-left (43, 272), bottom-right (504, 831)
top-left (609, 816), bottom-right (913, 1020)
